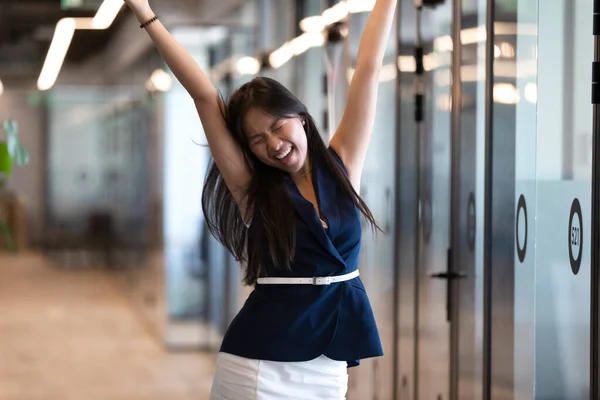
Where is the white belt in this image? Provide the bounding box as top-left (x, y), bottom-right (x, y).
top-left (256, 270), bottom-right (359, 286)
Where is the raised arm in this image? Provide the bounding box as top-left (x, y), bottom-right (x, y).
top-left (124, 0), bottom-right (252, 217)
top-left (328, 0), bottom-right (397, 190)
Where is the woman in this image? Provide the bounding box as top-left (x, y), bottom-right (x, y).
top-left (124, 0), bottom-right (397, 398)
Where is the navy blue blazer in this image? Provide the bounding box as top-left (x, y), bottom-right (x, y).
top-left (219, 147), bottom-right (383, 367)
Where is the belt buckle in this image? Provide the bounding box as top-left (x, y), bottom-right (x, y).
top-left (313, 276), bottom-right (331, 285)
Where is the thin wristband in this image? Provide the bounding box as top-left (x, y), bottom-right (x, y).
top-left (140, 15), bottom-right (158, 29)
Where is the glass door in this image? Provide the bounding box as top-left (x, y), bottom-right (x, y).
top-left (395, 1), bottom-right (456, 399)
top-left (396, 0), bottom-right (487, 398)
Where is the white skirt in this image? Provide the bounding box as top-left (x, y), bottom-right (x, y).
top-left (209, 352), bottom-right (349, 400)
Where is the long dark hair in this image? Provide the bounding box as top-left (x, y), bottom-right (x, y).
top-left (201, 77), bottom-right (380, 285)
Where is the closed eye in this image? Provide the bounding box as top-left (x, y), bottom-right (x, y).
top-left (273, 119), bottom-right (285, 132)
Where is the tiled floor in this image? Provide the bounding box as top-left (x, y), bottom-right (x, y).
top-left (0, 252), bottom-right (217, 400)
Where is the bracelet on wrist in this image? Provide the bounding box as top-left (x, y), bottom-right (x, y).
top-left (140, 15), bottom-right (158, 29)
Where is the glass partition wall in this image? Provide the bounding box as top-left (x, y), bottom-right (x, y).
top-left (395, 0), bottom-right (599, 398)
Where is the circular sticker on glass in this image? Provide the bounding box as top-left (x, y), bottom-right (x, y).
top-left (467, 192), bottom-right (476, 252)
top-left (568, 198), bottom-right (583, 275)
top-left (516, 194), bottom-right (527, 263)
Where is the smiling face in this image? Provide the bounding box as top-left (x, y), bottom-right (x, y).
top-left (243, 107), bottom-right (308, 174)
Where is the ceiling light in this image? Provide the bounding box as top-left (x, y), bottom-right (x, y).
top-left (146, 69), bottom-right (173, 92)
top-left (289, 32), bottom-right (325, 55)
top-left (37, 18), bottom-right (77, 91)
top-left (494, 45), bottom-right (501, 58)
top-left (397, 53), bottom-right (440, 72)
top-left (74, 17), bottom-right (105, 30)
top-left (493, 83), bottom-right (519, 104)
top-left (299, 16), bottom-right (326, 33)
top-left (92, 0), bottom-right (124, 29)
top-left (499, 42), bottom-right (515, 58)
top-left (300, 0), bottom-right (373, 34)
top-left (397, 56), bottom-right (416, 72)
top-left (347, 0), bottom-right (376, 13)
top-left (269, 43), bottom-right (294, 69)
top-left (322, 2), bottom-right (349, 26)
top-left (460, 26), bottom-right (487, 45)
top-left (433, 35), bottom-right (453, 52)
top-left (235, 57), bottom-right (261, 75)
top-left (36, 2), bottom-right (121, 92)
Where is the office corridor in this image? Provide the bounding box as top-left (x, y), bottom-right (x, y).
top-left (0, 253), bottom-right (216, 400)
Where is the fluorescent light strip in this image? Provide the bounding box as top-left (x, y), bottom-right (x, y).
top-left (299, 0), bottom-right (374, 35)
top-left (322, 1), bottom-right (349, 25)
top-left (37, 1), bottom-right (123, 91)
top-left (38, 18), bottom-right (77, 91)
top-left (0, 77), bottom-right (4, 96)
top-left (347, 0), bottom-right (376, 13)
top-left (75, 17), bottom-right (106, 30)
top-left (223, 1), bottom-right (364, 73)
top-left (270, 0), bottom-right (372, 69)
top-left (216, 7), bottom-right (530, 77)
top-left (299, 16), bottom-right (325, 33)
top-left (93, 0), bottom-right (124, 29)
top-left (236, 57), bottom-right (261, 76)
top-left (269, 33), bottom-right (325, 69)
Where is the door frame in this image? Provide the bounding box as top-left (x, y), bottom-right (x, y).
top-left (482, 0), bottom-right (494, 398)
top-left (449, 0), bottom-right (463, 397)
top-left (590, 0), bottom-right (600, 395)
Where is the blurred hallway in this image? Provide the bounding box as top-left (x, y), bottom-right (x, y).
top-left (0, 253), bottom-right (216, 400)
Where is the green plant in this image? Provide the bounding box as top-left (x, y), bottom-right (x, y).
top-left (0, 120), bottom-right (30, 252)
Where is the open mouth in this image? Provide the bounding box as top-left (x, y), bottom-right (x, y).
top-left (274, 146), bottom-right (293, 163)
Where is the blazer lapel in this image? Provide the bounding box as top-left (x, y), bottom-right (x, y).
top-left (285, 177), bottom-right (345, 267)
top-left (313, 159), bottom-right (340, 237)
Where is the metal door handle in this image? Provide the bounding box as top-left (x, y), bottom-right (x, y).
top-left (429, 271), bottom-right (467, 279)
top-left (430, 270), bottom-right (467, 322)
